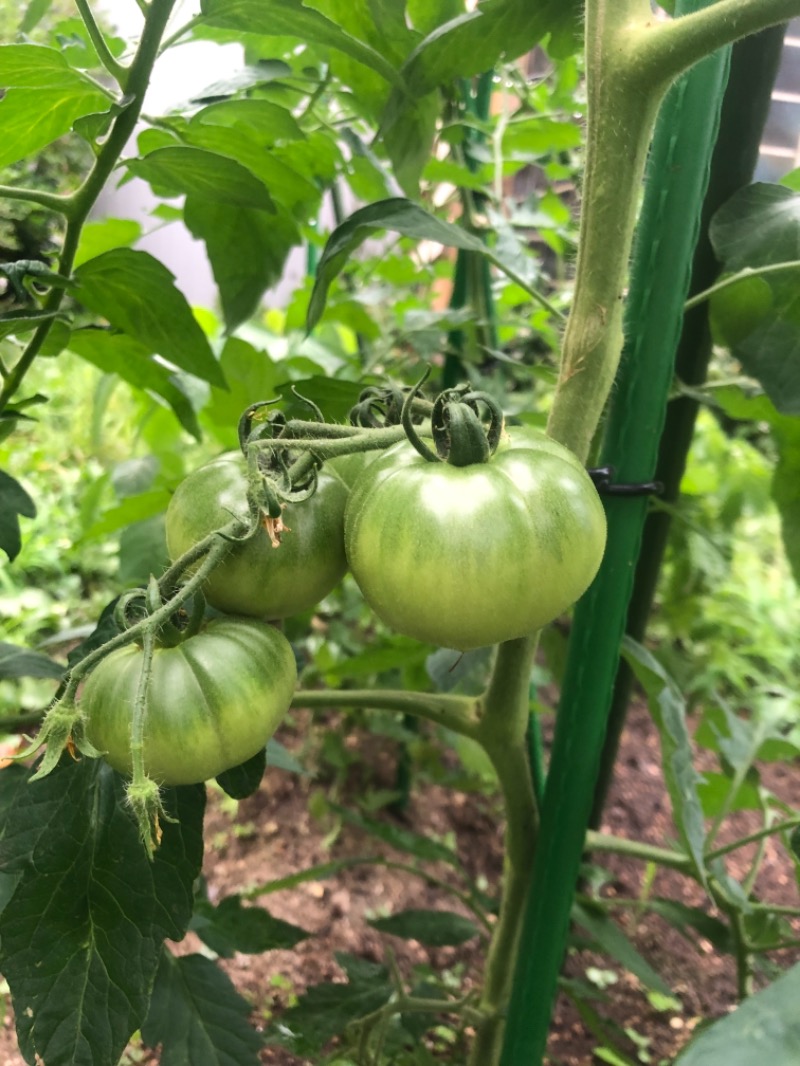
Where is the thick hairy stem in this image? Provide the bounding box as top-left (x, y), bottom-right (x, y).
top-left (466, 637), bottom-right (539, 1066)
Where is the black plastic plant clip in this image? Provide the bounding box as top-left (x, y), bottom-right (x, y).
top-left (588, 466), bottom-right (664, 497)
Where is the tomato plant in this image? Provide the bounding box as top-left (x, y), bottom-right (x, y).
top-left (81, 618), bottom-right (296, 785)
top-left (344, 428), bottom-right (606, 650)
top-left (165, 453), bottom-right (350, 619)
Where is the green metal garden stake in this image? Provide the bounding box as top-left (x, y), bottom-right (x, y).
top-left (590, 23), bottom-right (788, 828)
top-left (499, 4), bottom-right (731, 1063)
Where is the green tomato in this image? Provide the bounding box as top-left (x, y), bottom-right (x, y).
top-left (82, 619), bottom-right (297, 786)
top-left (165, 452), bottom-right (349, 618)
top-left (344, 429), bottom-right (607, 650)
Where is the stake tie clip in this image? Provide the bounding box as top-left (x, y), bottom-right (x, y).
top-left (589, 466), bottom-right (664, 498)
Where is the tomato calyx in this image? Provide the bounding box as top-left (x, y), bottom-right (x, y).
top-left (402, 370), bottom-right (504, 468)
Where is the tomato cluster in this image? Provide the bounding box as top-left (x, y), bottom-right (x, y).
top-left (81, 419), bottom-right (605, 787)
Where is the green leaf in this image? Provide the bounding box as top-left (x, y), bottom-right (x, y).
top-left (383, 91), bottom-right (440, 197)
top-left (74, 249), bottom-right (225, 388)
top-left (201, 337), bottom-right (283, 447)
top-left (215, 747), bottom-right (266, 799)
top-left (308, 198), bottom-right (483, 329)
top-left (0, 44), bottom-right (111, 167)
top-left (0, 759), bottom-right (205, 1066)
top-left (621, 637), bottom-right (708, 889)
top-left (0, 642), bottom-right (64, 681)
top-left (572, 902), bottom-right (672, 997)
top-left (126, 146), bottom-right (276, 211)
top-left (709, 184), bottom-right (800, 416)
top-left (198, 0), bottom-right (404, 89)
top-left (193, 895), bottom-right (310, 956)
top-left (675, 961), bottom-right (800, 1064)
top-left (81, 489), bottom-right (171, 540)
top-left (407, 0), bottom-right (465, 35)
top-left (276, 952), bottom-right (393, 1054)
top-left (0, 310), bottom-right (63, 340)
top-left (19, 0), bottom-right (55, 34)
top-left (369, 909), bottom-right (479, 946)
top-left (331, 804), bottom-right (461, 867)
top-left (142, 952), bottom-right (263, 1066)
top-left (184, 197), bottom-right (300, 332)
top-left (73, 218), bottom-right (143, 269)
top-left (0, 469), bottom-right (36, 562)
top-left (274, 376), bottom-right (366, 423)
top-left (266, 738), bottom-right (308, 776)
top-left (397, 0), bottom-right (581, 99)
top-left (193, 98), bottom-right (306, 143)
top-left (641, 898), bottom-right (733, 954)
top-left (118, 515), bottom-right (169, 585)
top-left (68, 328), bottom-right (202, 439)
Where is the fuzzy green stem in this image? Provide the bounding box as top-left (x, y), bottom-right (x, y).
top-left (0, 0), bottom-right (178, 414)
top-left (75, 0), bottom-right (129, 85)
top-left (628, 0), bottom-right (800, 88)
top-left (466, 637), bottom-right (539, 1066)
top-left (705, 815), bottom-right (800, 861)
top-left (0, 186), bottom-right (73, 214)
top-left (585, 830), bottom-right (692, 871)
top-left (684, 260), bottom-right (800, 310)
top-left (293, 688), bottom-right (480, 739)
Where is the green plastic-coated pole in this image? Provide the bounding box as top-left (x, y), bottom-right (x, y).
top-left (590, 23), bottom-right (788, 828)
top-left (499, 5), bottom-right (731, 1064)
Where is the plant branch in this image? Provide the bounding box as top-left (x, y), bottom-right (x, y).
top-left (293, 688), bottom-right (481, 739)
top-left (684, 260), bottom-right (800, 310)
top-left (75, 0), bottom-right (129, 85)
top-left (0, 186), bottom-right (73, 215)
top-left (705, 816), bottom-right (800, 861)
top-left (627, 0), bottom-right (800, 91)
top-left (585, 830), bottom-right (692, 871)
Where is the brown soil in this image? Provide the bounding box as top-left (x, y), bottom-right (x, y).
top-left (1, 700), bottom-right (798, 1066)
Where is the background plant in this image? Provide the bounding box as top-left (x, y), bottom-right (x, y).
top-left (2, 2), bottom-right (800, 1065)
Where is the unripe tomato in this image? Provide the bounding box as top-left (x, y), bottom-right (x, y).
top-left (165, 453), bottom-right (349, 618)
top-left (82, 619), bottom-right (296, 785)
top-left (344, 429), bottom-right (607, 650)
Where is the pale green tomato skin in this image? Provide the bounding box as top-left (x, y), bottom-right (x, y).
top-left (165, 453), bottom-right (349, 619)
top-left (344, 429), bottom-right (607, 651)
top-left (82, 619), bottom-right (297, 786)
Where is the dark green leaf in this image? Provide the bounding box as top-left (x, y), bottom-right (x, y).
top-left (369, 908), bottom-right (479, 946)
top-left (572, 903), bottom-right (672, 997)
top-left (331, 804), bottom-right (461, 867)
top-left (142, 952), bottom-right (263, 1066)
top-left (215, 747), bottom-right (266, 799)
top-left (0, 642), bottom-right (64, 681)
top-left (193, 98), bottom-right (306, 143)
top-left (621, 637), bottom-right (708, 889)
top-left (275, 952), bottom-right (392, 1054)
top-left (193, 895), bottom-right (310, 956)
top-left (184, 197), bottom-right (299, 332)
top-left (68, 328), bottom-right (202, 439)
top-left (266, 738), bottom-right (308, 776)
top-left (0, 310), bottom-right (62, 340)
top-left (697, 771), bottom-right (761, 817)
top-left (0, 759), bottom-right (205, 1066)
top-left (642, 898), bottom-right (734, 954)
top-left (119, 515), bottom-right (169, 586)
top-left (66, 597), bottom-right (122, 668)
top-left (307, 198), bottom-right (485, 330)
top-left (127, 146), bottom-right (275, 211)
top-left (198, 0), bottom-right (404, 89)
top-left (397, 0), bottom-right (580, 99)
top-left (74, 249), bottom-right (224, 388)
top-left (675, 961), bottom-right (800, 1064)
top-left (383, 91), bottom-right (440, 197)
top-left (709, 184), bottom-right (800, 415)
top-left (274, 376), bottom-right (366, 423)
top-left (0, 469), bottom-right (35, 562)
